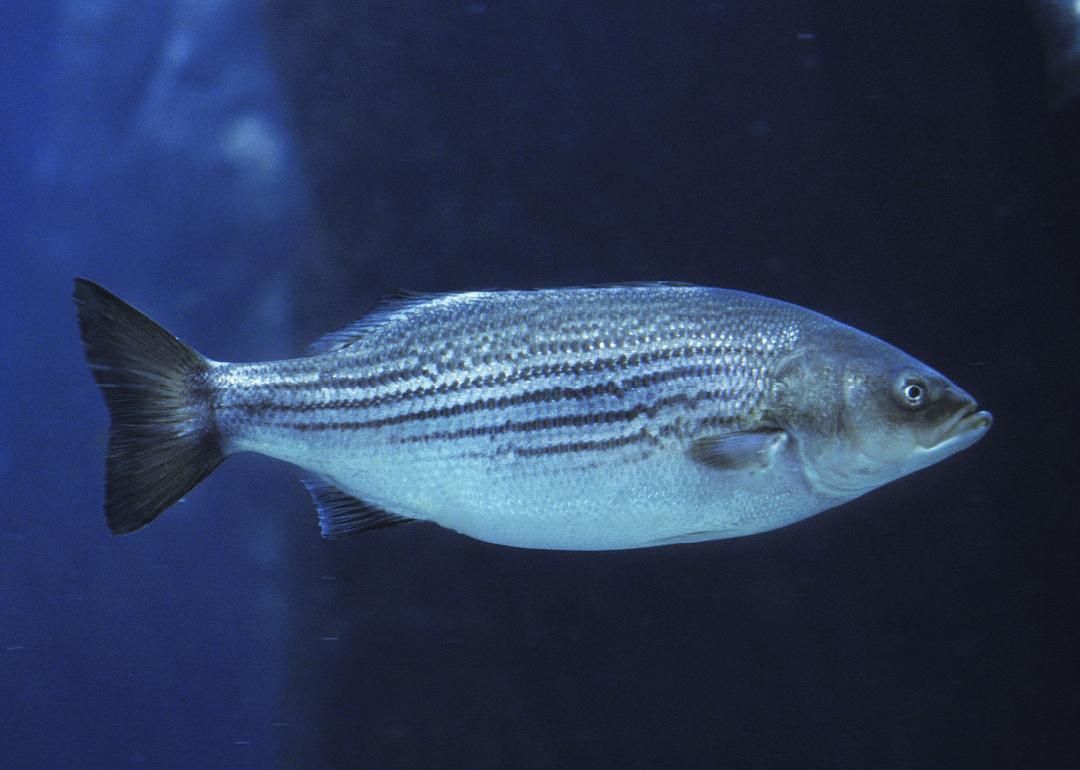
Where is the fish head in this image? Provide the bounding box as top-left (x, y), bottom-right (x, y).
top-left (772, 329), bottom-right (992, 499)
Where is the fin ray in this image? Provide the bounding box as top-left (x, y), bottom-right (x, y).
top-left (688, 429), bottom-right (787, 471)
top-left (74, 279), bottom-right (224, 534)
top-left (302, 478), bottom-right (414, 538)
top-left (306, 292), bottom-right (446, 355)
top-left (305, 283), bottom-right (698, 356)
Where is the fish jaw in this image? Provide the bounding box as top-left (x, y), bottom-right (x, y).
top-left (915, 406), bottom-right (993, 463)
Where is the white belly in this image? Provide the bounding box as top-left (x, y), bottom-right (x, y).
top-left (313, 443), bottom-right (831, 550)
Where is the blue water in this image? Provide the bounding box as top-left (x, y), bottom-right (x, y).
top-left (2, 2), bottom-right (1077, 768)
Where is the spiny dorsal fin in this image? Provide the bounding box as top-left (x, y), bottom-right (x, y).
top-left (688, 429), bottom-right (788, 471)
top-left (302, 478), bottom-right (414, 539)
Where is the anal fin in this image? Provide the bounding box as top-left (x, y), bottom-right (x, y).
top-left (302, 478), bottom-right (414, 539)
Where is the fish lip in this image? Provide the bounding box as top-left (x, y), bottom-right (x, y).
top-left (927, 403), bottom-right (993, 449)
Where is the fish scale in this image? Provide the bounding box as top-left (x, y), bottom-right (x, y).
top-left (215, 286), bottom-right (797, 468)
top-left (189, 285), bottom-right (811, 548)
top-left (74, 279), bottom-right (991, 549)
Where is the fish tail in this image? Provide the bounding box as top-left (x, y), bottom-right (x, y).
top-left (74, 279), bottom-right (225, 534)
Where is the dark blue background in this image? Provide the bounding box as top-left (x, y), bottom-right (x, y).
top-left (2, 2), bottom-right (1077, 768)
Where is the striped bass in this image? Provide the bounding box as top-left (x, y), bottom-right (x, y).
top-left (74, 279), bottom-right (991, 550)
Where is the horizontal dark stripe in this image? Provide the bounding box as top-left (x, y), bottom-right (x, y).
top-left (393, 390), bottom-right (720, 444)
top-left (235, 363), bottom-right (429, 394)
top-left (236, 362), bottom-right (727, 427)
top-left (301, 315), bottom-right (724, 375)
top-left (244, 340), bottom-right (765, 405)
top-left (262, 364), bottom-right (740, 437)
top-left (513, 427), bottom-right (661, 458)
top-left (277, 382), bottom-right (625, 432)
top-left (509, 411), bottom-right (749, 461)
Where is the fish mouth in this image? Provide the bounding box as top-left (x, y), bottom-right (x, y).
top-left (927, 403), bottom-right (993, 451)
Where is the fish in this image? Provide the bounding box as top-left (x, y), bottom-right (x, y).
top-left (73, 279), bottom-right (992, 550)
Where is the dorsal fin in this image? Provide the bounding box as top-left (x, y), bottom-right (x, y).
top-left (302, 478), bottom-right (414, 539)
top-left (305, 291), bottom-right (442, 355)
top-left (305, 283), bottom-right (703, 356)
top-left (306, 290), bottom-right (503, 355)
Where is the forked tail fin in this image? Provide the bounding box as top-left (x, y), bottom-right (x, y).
top-left (73, 279), bottom-right (225, 534)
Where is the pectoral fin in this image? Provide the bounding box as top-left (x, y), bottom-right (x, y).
top-left (688, 429), bottom-right (788, 471)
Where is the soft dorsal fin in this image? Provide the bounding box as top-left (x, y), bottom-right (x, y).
top-left (306, 291), bottom-right (441, 356)
top-left (688, 429), bottom-right (788, 471)
top-left (302, 478), bottom-right (414, 539)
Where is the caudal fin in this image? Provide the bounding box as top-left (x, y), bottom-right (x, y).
top-left (74, 279), bottom-right (224, 534)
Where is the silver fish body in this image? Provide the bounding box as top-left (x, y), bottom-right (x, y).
top-left (75, 281), bottom-right (992, 549)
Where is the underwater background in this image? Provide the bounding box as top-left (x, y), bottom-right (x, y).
top-left (2, 1), bottom-right (1078, 768)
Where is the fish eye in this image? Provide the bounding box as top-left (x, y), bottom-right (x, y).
top-left (896, 376), bottom-right (928, 409)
